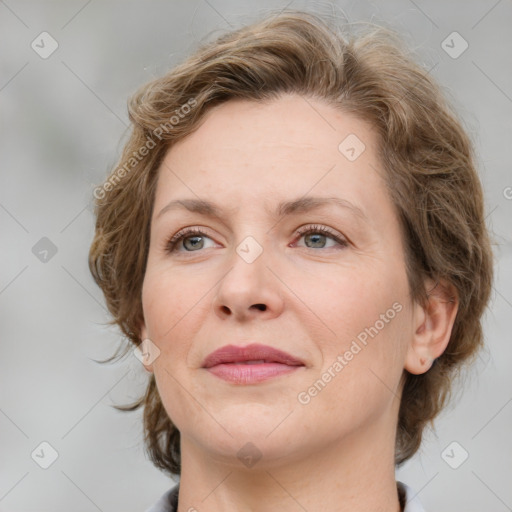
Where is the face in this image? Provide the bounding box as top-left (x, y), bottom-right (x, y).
top-left (140, 94), bottom-right (417, 468)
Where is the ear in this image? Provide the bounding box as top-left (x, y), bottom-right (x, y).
top-left (137, 321), bottom-right (155, 374)
top-left (404, 278), bottom-right (459, 375)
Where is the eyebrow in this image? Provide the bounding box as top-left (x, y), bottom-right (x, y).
top-left (156, 196), bottom-right (368, 223)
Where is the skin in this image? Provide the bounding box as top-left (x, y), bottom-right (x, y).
top-left (140, 94), bottom-right (458, 512)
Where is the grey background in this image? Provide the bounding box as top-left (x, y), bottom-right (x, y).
top-left (1, 1), bottom-right (511, 511)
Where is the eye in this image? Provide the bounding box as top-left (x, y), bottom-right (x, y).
top-left (165, 224), bottom-right (348, 254)
top-left (294, 224), bottom-right (348, 250)
top-left (165, 227), bottom-right (216, 253)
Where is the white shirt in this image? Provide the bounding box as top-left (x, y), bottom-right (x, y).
top-left (146, 480), bottom-right (426, 511)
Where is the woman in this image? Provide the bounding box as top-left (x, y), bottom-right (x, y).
top-left (89, 11), bottom-right (494, 512)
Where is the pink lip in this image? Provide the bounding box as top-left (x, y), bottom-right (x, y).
top-left (202, 343), bottom-right (305, 384)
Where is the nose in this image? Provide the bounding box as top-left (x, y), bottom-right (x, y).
top-left (212, 241), bottom-right (285, 322)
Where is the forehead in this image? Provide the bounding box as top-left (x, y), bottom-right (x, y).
top-left (153, 94), bottom-right (388, 221)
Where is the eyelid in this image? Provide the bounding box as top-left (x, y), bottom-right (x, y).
top-left (165, 226), bottom-right (217, 252)
top-left (293, 224), bottom-right (349, 248)
top-left (165, 223), bottom-right (349, 253)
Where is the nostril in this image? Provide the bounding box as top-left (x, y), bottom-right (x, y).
top-left (251, 304), bottom-right (267, 311)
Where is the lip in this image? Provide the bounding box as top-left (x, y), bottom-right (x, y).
top-left (202, 343), bottom-right (305, 384)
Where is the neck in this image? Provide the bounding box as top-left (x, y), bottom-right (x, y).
top-left (176, 420), bottom-right (401, 512)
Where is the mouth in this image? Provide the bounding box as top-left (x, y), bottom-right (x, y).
top-left (227, 360), bottom-right (274, 365)
top-left (202, 343), bottom-right (305, 384)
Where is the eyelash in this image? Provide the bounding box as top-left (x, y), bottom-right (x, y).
top-left (295, 224), bottom-right (348, 249)
top-left (165, 224), bottom-right (348, 253)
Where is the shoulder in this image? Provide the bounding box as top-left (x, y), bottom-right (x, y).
top-left (397, 481), bottom-right (427, 512)
top-left (144, 483), bottom-right (179, 512)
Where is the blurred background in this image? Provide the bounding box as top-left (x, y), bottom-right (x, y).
top-left (1, 1), bottom-right (511, 511)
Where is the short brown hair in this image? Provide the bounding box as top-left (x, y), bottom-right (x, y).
top-left (89, 10), bottom-right (494, 475)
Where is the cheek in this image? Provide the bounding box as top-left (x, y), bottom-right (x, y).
top-left (142, 266), bottom-right (205, 341)
top-left (299, 307), bottom-right (411, 432)
top-left (292, 261), bottom-right (408, 348)
top-left (141, 270), bottom-right (208, 427)
top-left (296, 264), bottom-right (412, 411)
top-left (141, 264), bottom-right (218, 394)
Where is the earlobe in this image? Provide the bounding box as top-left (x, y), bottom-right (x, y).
top-left (137, 322), bottom-right (155, 373)
top-left (404, 278), bottom-right (459, 375)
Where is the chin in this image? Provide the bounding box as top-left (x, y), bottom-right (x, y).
top-left (198, 433), bottom-right (299, 471)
